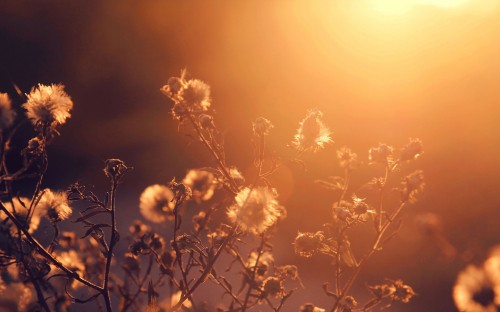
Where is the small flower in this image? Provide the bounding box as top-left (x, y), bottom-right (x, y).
top-left (23, 84), bottom-right (73, 126)
top-left (182, 79), bottom-right (211, 110)
top-left (246, 251), bottom-right (274, 279)
top-left (183, 169), bottom-right (216, 202)
top-left (369, 143), bottom-right (393, 165)
top-left (0, 92), bottom-right (16, 129)
top-left (369, 279), bottom-right (416, 304)
top-left (262, 276), bottom-right (285, 298)
top-left (337, 146), bottom-right (360, 171)
top-left (399, 138), bottom-right (424, 161)
top-left (174, 234), bottom-right (201, 253)
top-left (401, 170), bottom-right (425, 203)
top-left (453, 264), bottom-right (500, 311)
top-left (292, 110), bottom-right (332, 152)
top-left (227, 187), bottom-right (286, 234)
top-left (253, 117), bottom-right (274, 136)
top-left (391, 280), bottom-right (416, 303)
top-left (294, 231), bottom-right (327, 258)
top-left (139, 184), bottom-right (175, 223)
top-left (161, 73), bottom-right (211, 120)
top-left (104, 158), bottom-right (130, 181)
top-left (167, 179), bottom-right (192, 204)
top-left (38, 189), bottom-right (72, 222)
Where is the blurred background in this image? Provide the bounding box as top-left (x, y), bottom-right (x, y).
top-left (1, 0), bottom-right (499, 311)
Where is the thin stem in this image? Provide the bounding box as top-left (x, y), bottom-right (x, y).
top-left (171, 224), bottom-right (239, 311)
top-left (103, 180), bottom-right (118, 312)
top-left (330, 201), bottom-right (407, 312)
top-left (0, 202), bottom-right (103, 292)
top-left (187, 114), bottom-right (239, 193)
top-left (241, 234), bottom-right (266, 312)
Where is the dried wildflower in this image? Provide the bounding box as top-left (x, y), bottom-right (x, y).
top-left (391, 280), bottom-right (416, 303)
top-left (337, 146), bottom-right (360, 171)
top-left (122, 253), bottom-right (141, 276)
top-left (276, 265), bottom-right (300, 280)
top-left (368, 143), bottom-right (393, 165)
top-left (174, 234), bottom-right (201, 253)
top-left (294, 231), bottom-right (327, 258)
top-left (369, 280), bottom-right (415, 304)
top-left (401, 170), bottom-right (425, 202)
top-left (253, 117), bottom-right (274, 136)
top-left (139, 184), bottom-right (175, 223)
top-left (182, 79), bottom-right (211, 110)
top-left (0, 92), bottom-right (16, 129)
top-left (104, 158), bottom-right (130, 181)
top-left (207, 228), bottom-right (229, 249)
top-left (167, 179), bottom-right (192, 204)
top-left (262, 276), bottom-right (285, 298)
top-left (38, 189), bottom-right (72, 222)
top-left (227, 187), bottom-right (285, 234)
top-left (129, 219), bottom-right (152, 236)
top-left (246, 251), bottom-right (274, 279)
top-left (183, 169), bottom-right (216, 202)
top-left (351, 195), bottom-right (375, 221)
top-left (454, 264), bottom-right (500, 311)
top-left (129, 240), bottom-right (150, 256)
top-left (299, 303), bottom-right (326, 312)
top-left (161, 74), bottom-right (211, 120)
top-left (292, 110), bottom-right (332, 152)
top-left (399, 138), bottom-right (424, 161)
top-left (159, 251), bottom-right (176, 275)
top-left (23, 84), bottom-right (73, 127)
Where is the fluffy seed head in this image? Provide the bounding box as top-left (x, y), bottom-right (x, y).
top-left (38, 189), bottom-right (72, 222)
top-left (23, 84), bottom-right (73, 126)
top-left (292, 110), bottom-right (332, 152)
top-left (227, 187), bottom-right (286, 234)
top-left (253, 117), bottom-right (274, 136)
top-left (139, 184), bottom-right (175, 223)
top-left (453, 264), bottom-right (500, 311)
top-left (294, 231), bottom-right (326, 258)
top-left (182, 169), bottom-right (216, 202)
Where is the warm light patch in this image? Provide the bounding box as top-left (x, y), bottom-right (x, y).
top-left (368, 0), bottom-right (470, 15)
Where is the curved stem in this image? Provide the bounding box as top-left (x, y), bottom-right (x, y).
top-left (186, 114), bottom-right (239, 193)
top-left (0, 202), bottom-right (103, 292)
top-left (330, 201), bottom-right (407, 312)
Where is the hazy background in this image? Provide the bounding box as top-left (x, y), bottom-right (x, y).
top-left (1, 1), bottom-right (500, 311)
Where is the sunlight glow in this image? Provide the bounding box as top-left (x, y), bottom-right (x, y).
top-left (368, 0), bottom-right (470, 15)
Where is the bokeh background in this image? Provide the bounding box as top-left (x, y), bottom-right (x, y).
top-left (1, 1), bottom-right (500, 311)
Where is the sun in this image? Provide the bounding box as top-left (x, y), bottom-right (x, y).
top-left (368, 0), bottom-right (470, 15)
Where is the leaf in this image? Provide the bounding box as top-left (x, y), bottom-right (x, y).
top-left (81, 223), bottom-right (111, 239)
top-left (73, 210), bottom-right (109, 223)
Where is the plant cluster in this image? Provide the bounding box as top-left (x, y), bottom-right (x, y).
top-left (0, 73), bottom-right (432, 312)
